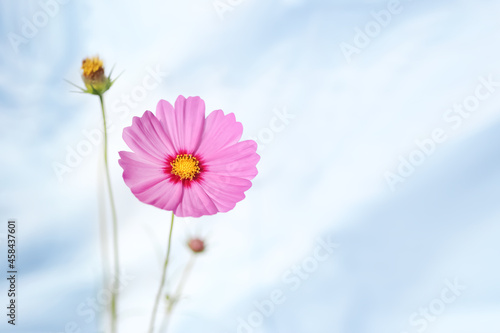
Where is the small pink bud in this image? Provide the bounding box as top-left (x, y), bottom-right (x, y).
top-left (188, 238), bottom-right (205, 253)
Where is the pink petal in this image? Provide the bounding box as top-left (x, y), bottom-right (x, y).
top-left (122, 111), bottom-right (176, 164)
top-left (156, 96), bottom-right (206, 153)
top-left (119, 151), bottom-right (184, 211)
top-left (195, 110), bottom-right (243, 158)
top-left (203, 140), bottom-right (260, 180)
top-left (136, 178), bottom-right (184, 211)
top-left (119, 151), bottom-right (163, 182)
top-left (174, 182), bottom-right (218, 217)
top-left (198, 173), bottom-right (252, 212)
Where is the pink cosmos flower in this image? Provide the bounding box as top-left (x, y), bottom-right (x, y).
top-left (118, 95), bottom-right (259, 217)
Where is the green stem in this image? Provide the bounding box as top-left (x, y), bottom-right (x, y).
top-left (168, 254), bottom-right (196, 313)
top-left (148, 212), bottom-right (175, 333)
top-left (99, 94), bottom-right (120, 333)
top-left (161, 254), bottom-right (196, 333)
top-left (97, 159), bottom-right (110, 329)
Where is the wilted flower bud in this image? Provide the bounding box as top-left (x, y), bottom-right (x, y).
top-left (187, 238), bottom-right (205, 253)
top-left (81, 56), bottom-right (113, 95)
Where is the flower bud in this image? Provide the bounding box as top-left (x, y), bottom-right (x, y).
top-left (81, 56), bottom-right (113, 95)
top-left (187, 238), bottom-right (205, 254)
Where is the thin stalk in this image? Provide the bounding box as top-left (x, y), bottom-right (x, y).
top-left (99, 94), bottom-right (120, 333)
top-left (168, 254), bottom-right (196, 313)
top-left (97, 158), bottom-right (111, 330)
top-left (160, 254), bottom-right (196, 333)
top-left (148, 212), bottom-right (175, 333)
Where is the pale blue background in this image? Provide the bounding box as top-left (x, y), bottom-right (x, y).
top-left (1, 0), bottom-right (500, 332)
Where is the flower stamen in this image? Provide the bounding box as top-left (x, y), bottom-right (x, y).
top-left (82, 57), bottom-right (104, 79)
top-left (171, 154), bottom-right (200, 181)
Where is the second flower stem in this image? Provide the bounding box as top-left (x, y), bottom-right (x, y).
top-left (160, 253), bottom-right (197, 333)
top-left (148, 212), bottom-right (175, 333)
top-left (168, 254), bottom-right (196, 313)
top-left (99, 94), bottom-right (120, 333)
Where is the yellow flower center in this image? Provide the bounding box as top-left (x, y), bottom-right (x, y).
top-left (82, 57), bottom-right (104, 77)
top-left (171, 154), bottom-right (200, 181)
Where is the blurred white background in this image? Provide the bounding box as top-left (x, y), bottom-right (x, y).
top-left (1, 0), bottom-right (500, 332)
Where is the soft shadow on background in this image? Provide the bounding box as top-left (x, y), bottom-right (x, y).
top-left (1, 0), bottom-right (500, 332)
